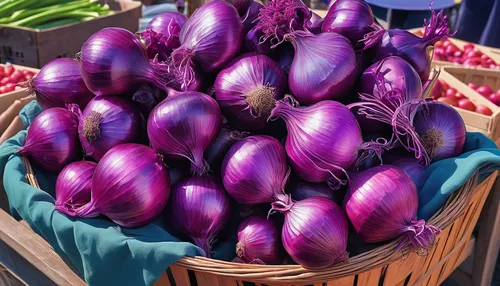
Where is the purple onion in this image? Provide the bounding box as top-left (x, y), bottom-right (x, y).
top-left (30, 58), bottom-right (95, 110)
top-left (271, 43), bottom-right (294, 75)
top-left (236, 215), bottom-right (285, 264)
top-left (214, 53), bottom-right (286, 131)
top-left (141, 12), bottom-right (187, 61)
top-left (171, 1), bottom-right (243, 87)
top-left (243, 27), bottom-right (271, 54)
top-left (17, 107), bottom-right (80, 173)
top-left (204, 127), bottom-right (246, 171)
top-left (75, 96), bottom-right (142, 161)
top-left (270, 98), bottom-right (362, 183)
top-left (307, 12), bottom-right (323, 34)
top-left (287, 31), bottom-right (356, 105)
top-left (344, 165), bottom-right (439, 249)
top-left (131, 84), bottom-right (167, 117)
top-left (169, 176), bottom-right (232, 257)
top-left (225, 0), bottom-right (251, 15)
top-left (221, 135), bottom-right (289, 205)
top-left (288, 180), bottom-right (335, 201)
top-left (147, 90), bottom-right (222, 175)
top-left (79, 28), bottom-right (171, 96)
top-left (241, 0), bottom-right (264, 34)
top-left (412, 102), bottom-right (466, 162)
top-left (76, 144), bottom-right (171, 228)
top-left (375, 10), bottom-right (452, 81)
top-left (55, 161), bottom-right (97, 216)
top-left (322, 0), bottom-right (383, 49)
top-left (147, 12), bottom-right (187, 34)
top-left (272, 196), bottom-right (348, 268)
top-left (383, 150), bottom-right (426, 190)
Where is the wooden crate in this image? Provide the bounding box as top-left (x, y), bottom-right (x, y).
top-left (0, 1), bottom-right (142, 68)
top-left (438, 67), bottom-right (500, 140)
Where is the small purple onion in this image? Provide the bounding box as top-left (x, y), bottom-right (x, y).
top-left (76, 96), bottom-right (142, 162)
top-left (55, 161), bottom-right (97, 216)
top-left (272, 196), bottom-right (349, 268)
top-left (243, 27), bottom-right (271, 54)
top-left (147, 12), bottom-right (187, 34)
top-left (141, 12), bottom-right (187, 61)
top-left (241, 0), bottom-right (264, 34)
top-left (30, 58), bottom-right (95, 110)
top-left (288, 180), bottom-right (335, 201)
top-left (221, 135), bottom-right (289, 205)
top-left (383, 150), bottom-right (426, 190)
top-left (215, 53), bottom-right (286, 132)
top-left (169, 176), bottom-right (232, 257)
top-left (17, 107), bottom-right (80, 173)
top-left (76, 144), bottom-right (171, 228)
top-left (236, 215), bottom-right (285, 264)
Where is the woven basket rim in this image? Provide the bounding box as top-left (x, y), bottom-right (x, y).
top-left (20, 156), bottom-right (478, 283)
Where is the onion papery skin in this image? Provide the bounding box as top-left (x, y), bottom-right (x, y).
top-left (288, 180), bottom-right (335, 201)
top-left (214, 53), bottom-right (286, 132)
top-left (413, 102), bottom-right (466, 162)
top-left (131, 84), bottom-right (167, 118)
top-left (169, 176), bottom-right (232, 258)
top-left (79, 27), bottom-right (171, 96)
top-left (221, 135), bottom-right (289, 205)
top-left (271, 43), bottom-right (294, 75)
top-left (360, 56), bottom-right (423, 109)
top-left (243, 27), bottom-right (271, 55)
top-left (141, 12), bottom-right (186, 61)
top-left (241, 0), bottom-right (263, 34)
top-left (375, 10), bottom-right (452, 81)
top-left (76, 144), bottom-right (171, 228)
top-left (171, 1), bottom-right (243, 79)
top-left (287, 31), bottom-right (356, 105)
top-left (270, 99), bottom-right (362, 183)
top-left (236, 215), bottom-right (285, 264)
top-left (273, 196), bottom-right (348, 269)
top-left (147, 90), bottom-right (222, 175)
top-left (17, 107), bottom-right (80, 173)
top-left (55, 161), bottom-right (97, 216)
top-left (31, 58), bottom-right (95, 110)
top-left (344, 165), bottom-right (439, 248)
top-left (307, 12), bottom-right (323, 34)
top-left (322, 0), bottom-right (381, 49)
top-left (76, 96), bottom-right (142, 162)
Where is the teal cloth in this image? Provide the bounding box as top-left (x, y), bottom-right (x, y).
top-left (1, 101), bottom-right (500, 285)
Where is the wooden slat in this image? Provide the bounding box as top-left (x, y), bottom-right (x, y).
top-left (169, 265), bottom-right (191, 286)
top-left (153, 272), bottom-right (171, 286)
top-left (382, 252), bottom-right (418, 286)
top-left (357, 267), bottom-right (383, 286)
top-left (0, 209), bottom-right (84, 285)
top-left (326, 275), bottom-right (355, 286)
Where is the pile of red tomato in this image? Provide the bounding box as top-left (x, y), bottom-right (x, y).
top-left (432, 79), bottom-right (496, 116)
top-left (0, 64), bottom-right (37, 95)
top-left (433, 40), bottom-right (500, 70)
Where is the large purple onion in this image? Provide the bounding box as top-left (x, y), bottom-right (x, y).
top-left (76, 144), bottom-right (171, 228)
top-left (272, 196), bottom-right (348, 268)
top-left (221, 135), bottom-right (289, 205)
top-left (79, 28), bottom-right (171, 96)
top-left (214, 53), bottom-right (286, 131)
top-left (236, 215), bottom-right (285, 264)
top-left (55, 161), bottom-right (97, 216)
top-left (30, 58), bottom-right (95, 110)
top-left (287, 31), bottom-right (356, 105)
top-left (344, 165), bottom-right (439, 249)
top-left (169, 176), bottom-right (232, 257)
top-left (18, 107), bottom-right (80, 173)
top-left (147, 90), bottom-right (222, 175)
top-left (383, 150), bottom-right (426, 190)
top-left (141, 12), bottom-right (187, 61)
top-left (147, 12), bottom-right (187, 33)
top-left (75, 96), bottom-right (142, 161)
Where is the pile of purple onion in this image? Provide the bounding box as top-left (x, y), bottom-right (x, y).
top-left (18, 0), bottom-right (466, 269)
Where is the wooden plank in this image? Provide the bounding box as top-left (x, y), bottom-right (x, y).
top-left (326, 275), bottom-right (355, 286)
top-left (357, 267), bottom-right (383, 286)
top-left (0, 209), bottom-right (85, 285)
top-left (169, 265), bottom-right (191, 286)
top-left (153, 271), bottom-right (171, 286)
top-left (382, 252), bottom-right (418, 286)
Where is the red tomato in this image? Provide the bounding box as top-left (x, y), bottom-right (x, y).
top-left (481, 54), bottom-right (490, 61)
top-left (0, 86), bottom-right (6, 94)
top-left (458, 99), bottom-right (476, 111)
top-left (476, 105), bottom-right (493, 116)
top-left (4, 65), bottom-right (14, 77)
top-left (441, 81), bottom-right (450, 91)
top-left (445, 88), bottom-right (457, 99)
top-left (455, 92), bottom-right (465, 99)
top-left (0, 67), bottom-right (5, 78)
top-left (3, 84), bottom-right (14, 93)
top-left (477, 85), bottom-right (493, 97)
top-left (463, 43), bottom-right (475, 50)
top-left (0, 77), bottom-right (12, 85)
top-left (467, 82), bottom-right (478, 90)
top-left (23, 71), bottom-right (35, 77)
top-left (442, 40), bottom-right (451, 48)
top-left (488, 93), bottom-right (500, 105)
top-left (10, 70), bottom-right (24, 83)
top-left (437, 97), bottom-right (457, 106)
top-left (453, 51), bottom-right (463, 58)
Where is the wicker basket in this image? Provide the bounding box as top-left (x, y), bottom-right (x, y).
top-left (20, 157), bottom-right (497, 286)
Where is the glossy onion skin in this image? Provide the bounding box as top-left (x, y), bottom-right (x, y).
top-left (79, 28), bottom-right (167, 96)
top-left (147, 91), bottom-right (222, 175)
top-left (344, 165), bottom-right (418, 242)
top-left (383, 150), bottom-right (426, 190)
top-left (32, 58), bottom-right (95, 110)
top-left (281, 197), bottom-right (348, 268)
top-left (241, 0), bottom-right (264, 34)
top-left (215, 53), bottom-right (287, 131)
top-left (413, 102), bottom-right (466, 162)
top-left (307, 12), bottom-right (323, 34)
top-left (147, 12), bottom-right (186, 34)
top-left (221, 135), bottom-right (289, 205)
top-left (17, 107), bottom-right (80, 173)
top-left (360, 56), bottom-right (423, 108)
top-left (288, 31), bottom-right (356, 105)
top-left (77, 144), bottom-right (171, 228)
top-left (55, 161), bottom-right (97, 216)
top-left (271, 99), bottom-right (362, 183)
top-left (78, 96), bottom-right (142, 161)
top-left (141, 12), bottom-right (187, 61)
top-left (169, 176), bottom-right (232, 257)
top-left (322, 0), bottom-right (377, 45)
top-left (236, 215), bottom-right (285, 264)
top-left (174, 0), bottom-right (243, 73)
